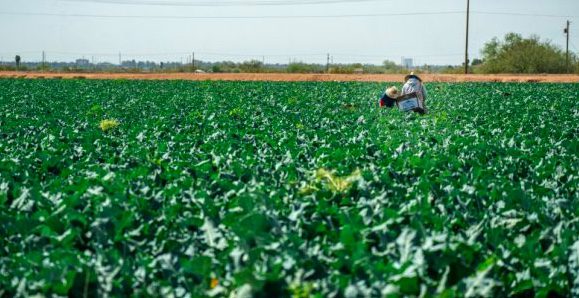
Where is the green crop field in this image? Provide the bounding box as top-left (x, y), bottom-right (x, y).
top-left (0, 78), bottom-right (578, 297)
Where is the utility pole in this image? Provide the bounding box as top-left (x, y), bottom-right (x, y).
top-left (326, 53), bottom-right (330, 73)
top-left (42, 51), bottom-right (46, 71)
top-left (564, 20), bottom-right (570, 73)
top-left (464, 0), bottom-right (470, 74)
top-left (192, 52), bottom-right (195, 71)
top-left (119, 52), bottom-right (122, 66)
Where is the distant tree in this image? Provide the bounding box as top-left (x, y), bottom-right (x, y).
top-left (239, 60), bottom-right (263, 73)
top-left (211, 61), bottom-right (240, 73)
top-left (479, 33), bottom-right (573, 73)
top-left (363, 64), bottom-right (390, 74)
top-left (471, 58), bottom-right (483, 66)
top-left (329, 65), bottom-right (355, 74)
top-left (441, 65), bottom-right (464, 74)
top-left (15, 55), bottom-right (21, 69)
top-left (382, 60), bottom-right (404, 73)
top-left (287, 62), bottom-right (323, 73)
top-left (383, 60), bottom-right (397, 70)
top-left (211, 64), bottom-right (222, 73)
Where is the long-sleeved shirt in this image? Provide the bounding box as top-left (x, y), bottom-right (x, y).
top-left (379, 93), bottom-right (396, 108)
top-left (401, 78), bottom-right (428, 113)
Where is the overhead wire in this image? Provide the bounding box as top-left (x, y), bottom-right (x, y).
top-left (0, 11), bottom-right (465, 20)
top-left (331, 52), bottom-right (464, 58)
top-left (2, 5), bottom-right (575, 64)
top-left (62, 0), bottom-right (386, 6)
top-left (0, 49), bottom-right (468, 63)
top-left (0, 10), bottom-right (575, 19)
top-left (474, 11), bottom-right (577, 19)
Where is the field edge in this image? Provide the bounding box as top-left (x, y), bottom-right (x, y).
top-left (1, 71), bottom-right (579, 83)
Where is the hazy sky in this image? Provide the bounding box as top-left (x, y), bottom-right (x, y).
top-left (0, 0), bottom-right (577, 65)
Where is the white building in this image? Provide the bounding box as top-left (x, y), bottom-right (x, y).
top-left (401, 57), bottom-right (413, 69)
top-left (75, 59), bottom-right (90, 66)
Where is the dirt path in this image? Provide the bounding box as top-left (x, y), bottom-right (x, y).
top-left (1, 71), bottom-right (578, 83)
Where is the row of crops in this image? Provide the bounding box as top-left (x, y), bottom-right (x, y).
top-left (0, 78), bottom-right (578, 297)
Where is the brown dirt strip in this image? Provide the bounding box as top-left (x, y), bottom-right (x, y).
top-left (1, 72), bottom-right (578, 83)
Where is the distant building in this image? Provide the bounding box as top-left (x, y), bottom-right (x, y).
top-left (75, 59), bottom-right (90, 66)
top-left (401, 57), bottom-right (413, 69)
top-left (121, 60), bottom-right (137, 68)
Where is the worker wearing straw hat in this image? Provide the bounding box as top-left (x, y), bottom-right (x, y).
top-left (401, 72), bottom-right (428, 114)
top-left (379, 86), bottom-right (399, 108)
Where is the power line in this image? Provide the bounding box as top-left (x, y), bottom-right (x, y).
top-left (45, 50), bottom-right (327, 57)
top-left (50, 50), bottom-right (190, 56)
top-left (0, 10), bottom-right (576, 20)
top-left (63, 0), bottom-right (385, 6)
top-left (331, 52), bottom-right (463, 58)
top-left (465, 0), bottom-right (470, 74)
top-left (2, 50), bottom-right (465, 58)
top-left (0, 10), bottom-right (465, 20)
top-left (565, 20), bottom-right (570, 73)
top-left (474, 11), bottom-right (578, 19)
top-left (0, 49), bottom-right (466, 62)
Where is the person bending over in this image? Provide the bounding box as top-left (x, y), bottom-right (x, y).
top-left (379, 86), bottom-right (399, 108)
top-left (401, 72), bottom-right (428, 114)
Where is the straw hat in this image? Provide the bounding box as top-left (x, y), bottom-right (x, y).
top-left (404, 71), bottom-right (422, 82)
top-left (385, 86), bottom-right (399, 98)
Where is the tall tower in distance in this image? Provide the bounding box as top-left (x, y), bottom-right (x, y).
top-left (401, 57), bottom-right (414, 69)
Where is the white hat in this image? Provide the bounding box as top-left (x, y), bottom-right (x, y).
top-left (386, 86), bottom-right (399, 98)
top-left (404, 71), bottom-right (422, 82)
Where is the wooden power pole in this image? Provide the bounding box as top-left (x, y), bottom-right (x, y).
top-left (464, 0), bottom-right (470, 74)
top-left (565, 20), bottom-right (570, 73)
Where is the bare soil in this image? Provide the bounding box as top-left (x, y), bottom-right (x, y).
top-left (1, 71), bottom-right (578, 83)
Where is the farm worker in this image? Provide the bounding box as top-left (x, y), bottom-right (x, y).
top-left (379, 86), bottom-right (399, 108)
top-left (401, 72), bottom-right (428, 114)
